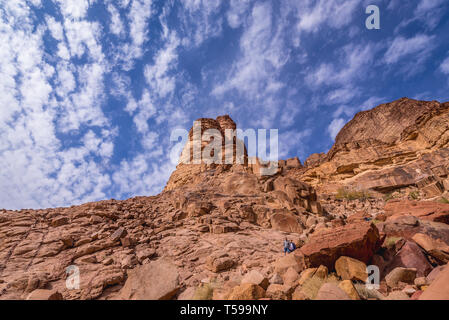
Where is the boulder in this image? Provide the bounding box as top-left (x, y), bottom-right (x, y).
top-left (385, 241), bottom-right (432, 277)
top-left (297, 277), bottom-right (326, 300)
top-left (353, 283), bottom-right (385, 300)
top-left (292, 287), bottom-right (308, 300)
top-left (26, 289), bottom-right (63, 300)
top-left (419, 264), bottom-right (449, 300)
top-left (384, 200), bottom-right (449, 225)
top-left (414, 277), bottom-right (428, 288)
top-left (335, 256), bottom-right (367, 282)
top-left (273, 253), bottom-right (306, 275)
top-left (338, 280), bottom-right (360, 300)
top-left (206, 253), bottom-right (235, 273)
top-left (426, 265), bottom-right (445, 283)
top-left (117, 258), bottom-right (180, 300)
top-left (269, 273), bottom-right (283, 285)
top-left (315, 283), bottom-right (351, 300)
top-left (385, 291), bottom-right (410, 300)
top-left (300, 222), bottom-right (382, 269)
top-left (298, 268), bottom-right (317, 286)
top-left (385, 267), bottom-right (417, 288)
top-left (314, 265), bottom-right (328, 279)
top-left (411, 290), bottom-right (424, 300)
top-left (265, 284), bottom-right (293, 300)
top-left (412, 233), bottom-right (449, 264)
top-left (227, 283), bottom-right (265, 300)
top-left (282, 267), bottom-right (300, 288)
top-left (241, 270), bottom-right (269, 290)
top-left (377, 217), bottom-right (449, 245)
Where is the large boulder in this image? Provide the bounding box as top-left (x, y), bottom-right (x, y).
top-left (227, 283), bottom-right (265, 300)
top-left (335, 256), bottom-right (368, 282)
top-left (241, 270), bottom-right (269, 290)
top-left (419, 264), bottom-right (449, 300)
top-left (315, 283), bottom-right (351, 300)
top-left (300, 222), bottom-right (382, 269)
top-left (265, 284), bottom-right (294, 300)
top-left (412, 233), bottom-right (449, 264)
top-left (117, 258), bottom-right (180, 300)
top-left (384, 200), bottom-right (449, 225)
top-left (26, 289), bottom-right (63, 300)
top-left (273, 253), bottom-right (306, 275)
top-left (426, 265), bottom-right (446, 283)
top-left (338, 280), bottom-right (360, 300)
top-left (282, 267), bottom-right (300, 288)
top-left (385, 241), bottom-right (433, 277)
top-left (385, 267), bottom-right (417, 288)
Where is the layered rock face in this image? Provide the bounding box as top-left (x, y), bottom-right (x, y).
top-left (165, 115), bottom-right (248, 192)
top-left (295, 98), bottom-right (449, 198)
top-left (163, 115), bottom-right (324, 233)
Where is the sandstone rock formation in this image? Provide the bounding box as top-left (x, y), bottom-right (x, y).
top-left (294, 98), bottom-right (449, 199)
top-left (2, 98), bottom-right (449, 300)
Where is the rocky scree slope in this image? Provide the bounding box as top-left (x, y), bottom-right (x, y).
top-left (1, 100), bottom-right (449, 300)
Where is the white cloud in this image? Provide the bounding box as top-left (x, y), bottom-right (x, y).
top-left (107, 4), bottom-right (125, 36)
top-left (46, 16), bottom-right (64, 41)
top-left (128, 0), bottom-right (153, 58)
top-left (56, 0), bottom-right (90, 19)
top-left (279, 129), bottom-right (312, 159)
top-left (416, 0), bottom-right (445, 12)
top-left (294, 0), bottom-right (361, 33)
top-left (144, 32), bottom-right (180, 99)
top-left (440, 56), bottom-right (449, 74)
top-left (306, 42), bottom-right (378, 89)
top-left (112, 155), bottom-right (175, 197)
top-left (384, 34), bottom-right (435, 65)
top-left (328, 118), bottom-right (346, 140)
top-left (179, 0), bottom-right (223, 47)
top-left (0, 0), bottom-right (114, 210)
top-left (226, 0), bottom-right (251, 28)
top-left (212, 2), bottom-right (289, 127)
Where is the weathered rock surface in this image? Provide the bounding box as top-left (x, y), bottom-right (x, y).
top-left (385, 267), bottom-right (417, 288)
top-left (227, 283), bottom-right (265, 300)
top-left (2, 99), bottom-right (449, 301)
top-left (26, 289), bottom-right (63, 300)
top-left (300, 222), bottom-right (382, 269)
top-left (315, 283), bottom-right (351, 300)
top-left (293, 98), bottom-right (449, 198)
top-left (117, 258), bottom-right (180, 300)
top-left (385, 241), bottom-right (433, 278)
top-left (384, 200), bottom-right (449, 225)
top-left (419, 264), bottom-right (449, 300)
top-left (338, 280), bottom-right (360, 300)
top-left (335, 256), bottom-right (367, 282)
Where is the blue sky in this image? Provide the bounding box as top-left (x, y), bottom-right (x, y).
top-left (1, 0), bottom-right (449, 210)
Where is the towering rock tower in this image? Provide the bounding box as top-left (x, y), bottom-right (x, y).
top-left (165, 115), bottom-right (249, 191)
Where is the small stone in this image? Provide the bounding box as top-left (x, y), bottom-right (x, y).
top-left (385, 267), bottom-right (417, 288)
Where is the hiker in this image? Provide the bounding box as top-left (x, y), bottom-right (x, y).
top-left (289, 240), bottom-right (296, 252)
top-left (283, 238), bottom-right (290, 255)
